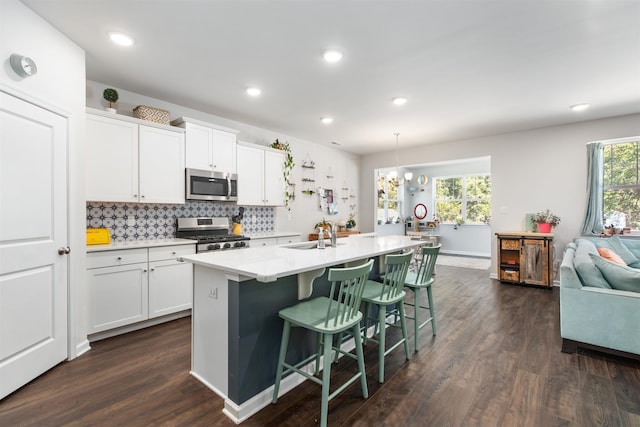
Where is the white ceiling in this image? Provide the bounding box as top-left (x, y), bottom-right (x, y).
top-left (22, 0), bottom-right (640, 155)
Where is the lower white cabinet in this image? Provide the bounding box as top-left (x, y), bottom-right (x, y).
top-left (277, 235), bottom-right (301, 245)
top-left (87, 244), bottom-right (195, 334)
top-left (250, 235), bottom-right (301, 247)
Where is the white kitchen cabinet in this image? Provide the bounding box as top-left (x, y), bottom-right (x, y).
top-left (148, 246), bottom-right (194, 318)
top-left (236, 142), bottom-right (285, 206)
top-left (277, 235), bottom-right (301, 245)
top-left (87, 244), bottom-right (195, 335)
top-left (251, 237), bottom-right (279, 247)
top-left (87, 249), bottom-right (149, 334)
top-left (86, 109), bottom-right (185, 203)
top-left (172, 117), bottom-right (238, 173)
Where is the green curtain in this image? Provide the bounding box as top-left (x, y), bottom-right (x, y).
top-left (580, 142), bottom-right (604, 235)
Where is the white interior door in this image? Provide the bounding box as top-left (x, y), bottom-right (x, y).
top-left (0, 91), bottom-right (68, 399)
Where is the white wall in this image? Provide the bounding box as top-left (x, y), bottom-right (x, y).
top-left (86, 81), bottom-right (361, 237)
top-left (361, 114), bottom-right (640, 275)
top-left (1, 0), bottom-right (87, 357)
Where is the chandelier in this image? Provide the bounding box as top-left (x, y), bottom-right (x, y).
top-left (387, 133), bottom-right (412, 186)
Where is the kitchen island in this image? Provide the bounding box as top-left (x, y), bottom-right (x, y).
top-left (180, 234), bottom-right (423, 423)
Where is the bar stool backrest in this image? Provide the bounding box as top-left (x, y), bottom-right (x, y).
top-left (325, 259), bottom-right (374, 328)
top-left (377, 252), bottom-right (413, 301)
top-left (415, 244), bottom-right (441, 285)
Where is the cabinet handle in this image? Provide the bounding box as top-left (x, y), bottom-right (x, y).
top-left (117, 256), bottom-right (122, 260)
top-left (172, 251), bottom-right (176, 255)
top-left (141, 195), bottom-right (145, 199)
top-left (57, 246), bottom-right (71, 255)
top-left (150, 268), bottom-right (155, 272)
top-left (143, 269), bottom-right (148, 272)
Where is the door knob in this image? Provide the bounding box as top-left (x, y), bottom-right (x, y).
top-left (57, 246), bottom-right (71, 255)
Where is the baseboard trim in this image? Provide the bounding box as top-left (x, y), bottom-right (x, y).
top-left (88, 310), bottom-right (191, 342)
top-left (74, 339), bottom-right (91, 359)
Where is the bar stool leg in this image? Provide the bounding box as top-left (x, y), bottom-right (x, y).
top-left (398, 302), bottom-right (410, 360)
top-left (352, 323), bottom-right (369, 398)
top-left (377, 306), bottom-right (386, 383)
top-left (320, 332), bottom-right (333, 427)
top-left (272, 320), bottom-right (291, 403)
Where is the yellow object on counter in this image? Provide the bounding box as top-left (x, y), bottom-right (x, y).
top-left (86, 228), bottom-right (111, 245)
top-left (232, 223), bottom-right (243, 235)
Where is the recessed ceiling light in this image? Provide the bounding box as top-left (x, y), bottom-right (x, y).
top-left (322, 49), bottom-right (343, 63)
top-left (109, 32), bottom-right (135, 47)
top-left (246, 87), bottom-right (262, 97)
top-left (570, 103), bottom-right (590, 111)
top-left (321, 117), bottom-right (333, 124)
top-left (392, 97), bottom-right (407, 105)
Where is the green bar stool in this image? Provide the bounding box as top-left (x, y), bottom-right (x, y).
top-left (404, 244), bottom-right (440, 352)
top-left (272, 259), bottom-right (374, 427)
top-left (361, 251), bottom-right (413, 383)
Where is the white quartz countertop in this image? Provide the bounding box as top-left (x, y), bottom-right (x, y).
top-left (181, 235), bottom-right (423, 282)
top-left (86, 238), bottom-right (196, 252)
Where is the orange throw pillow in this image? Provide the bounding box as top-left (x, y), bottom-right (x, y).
top-left (597, 247), bottom-right (626, 265)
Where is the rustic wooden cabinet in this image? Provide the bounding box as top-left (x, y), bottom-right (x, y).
top-left (496, 232), bottom-right (553, 288)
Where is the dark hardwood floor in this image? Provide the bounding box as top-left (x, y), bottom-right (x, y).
top-left (2, 265), bottom-right (640, 426)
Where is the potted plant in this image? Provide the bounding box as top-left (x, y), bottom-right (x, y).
top-left (270, 139), bottom-right (295, 211)
top-left (314, 218), bottom-right (332, 231)
top-left (346, 212), bottom-right (356, 229)
top-left (103, 88), bottom-right (119, 113)
top-left (532, 209), bottom-right (561, 233)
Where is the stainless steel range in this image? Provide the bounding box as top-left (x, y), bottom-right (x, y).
top-left (176, 217), bottom-right (250, 253)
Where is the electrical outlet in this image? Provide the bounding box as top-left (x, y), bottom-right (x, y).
top-left (252, 214), bottom-right (257, 224)
top-left (208, 288), bottom-right (218, 299)
top-left (126, 217), bottom-right (136, 226)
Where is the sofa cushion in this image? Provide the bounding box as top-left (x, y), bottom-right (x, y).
top-left (590, 253), bottom-right (640, 292)
top-left (573, 239), bottom-right (611, 289)
top-left (597, 247), bottom-right (626, 265)
top-left (608, 235), bottom-right (640, 265)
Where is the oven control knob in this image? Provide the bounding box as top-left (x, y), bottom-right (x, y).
top-left (234, 241), bottom-right (245, 248)
top-left (223, 242), bottom-right (231, 249)
top-left (208, 243), bottom-right (221, 250)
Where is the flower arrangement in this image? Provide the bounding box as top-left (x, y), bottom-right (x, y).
top-left (532, 209), bottom-right (561, 227)
top-left (270, 139), bottom-right (295, 210)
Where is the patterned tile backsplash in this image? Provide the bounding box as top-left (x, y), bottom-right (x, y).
top-left (86, 201), bottom-right (275, 241)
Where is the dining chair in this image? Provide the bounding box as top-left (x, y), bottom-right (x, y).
top-left (272, 259), bottom-right (374, 427)
top-left (404, 244), bottom-right (440, 352)
top-left (360, 251), bottom-right (413, 383)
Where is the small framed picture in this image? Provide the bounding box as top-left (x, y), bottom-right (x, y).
top-left (325, 189), bottom-right (333, 204)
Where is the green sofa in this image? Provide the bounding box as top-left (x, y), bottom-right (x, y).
top-left (560, 235), bottom-right (640, 358)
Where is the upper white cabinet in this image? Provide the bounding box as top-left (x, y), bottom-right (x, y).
top-left (172, 117), bottom-right (238, 173)
top-left (86, 109), bottom-right (185, 203)
top-left (236, 142), bottom-right (285, 206)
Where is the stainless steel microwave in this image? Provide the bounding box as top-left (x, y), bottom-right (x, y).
top-left (186, 168), bottom-right (238, 201)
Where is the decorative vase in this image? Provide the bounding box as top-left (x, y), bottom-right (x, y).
top-left (538, 223), bottom-right (552, 233)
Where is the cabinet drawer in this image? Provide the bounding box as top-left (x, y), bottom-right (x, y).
top-left (87, 248), bottom-right (148, 269)
top-left (149, 244), bottom-right (195, 262)
top-left (277, 236), bottom-right (301, 245)
top-left (500, 269), bottom-right (520, 282)
top-left (501, 239), bottom-right (520, 250)
top-left (252, 237), bottom-right (278, 247)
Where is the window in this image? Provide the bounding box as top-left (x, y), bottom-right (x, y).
top-left (377, 172), bottom-right (400, 223)
top-left (603, 139), bottom-right (640, 230)
top-left (434, 174), bottom-right (491, 224)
